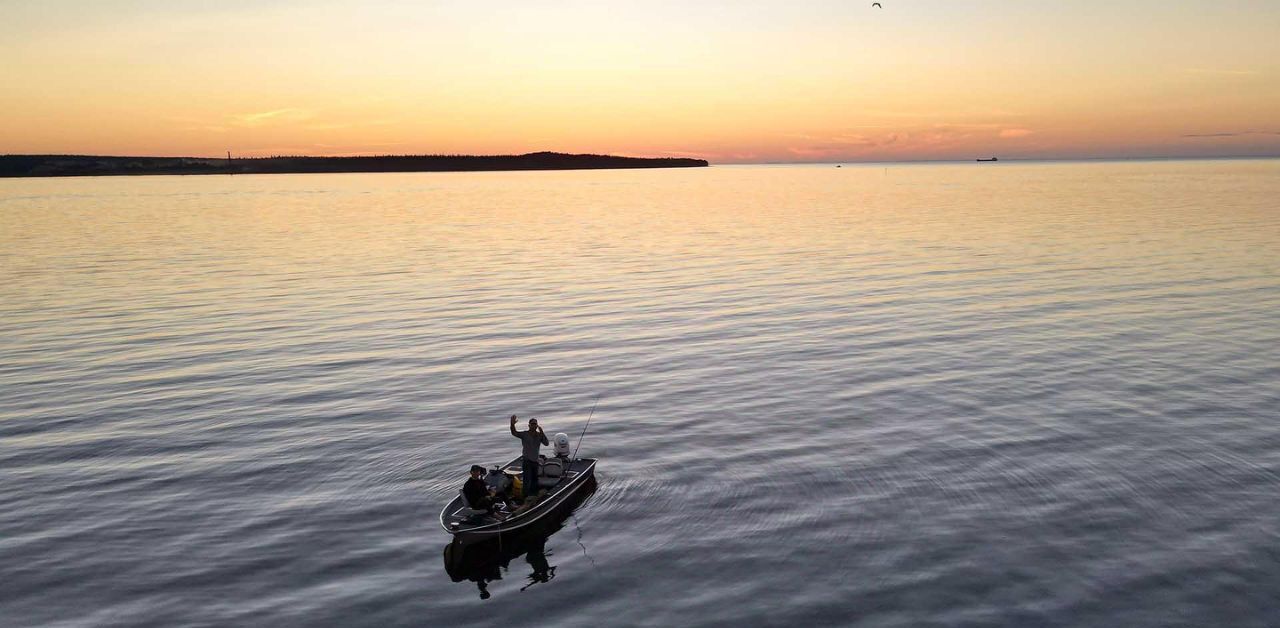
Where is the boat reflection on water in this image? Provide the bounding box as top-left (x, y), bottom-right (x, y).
top-left (442, 476), bottom-right (597, 599)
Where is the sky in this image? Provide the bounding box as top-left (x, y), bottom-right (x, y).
top-left (2, 0), bottom-right (1278, 162)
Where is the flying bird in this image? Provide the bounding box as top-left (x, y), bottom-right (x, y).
top-left (872, 2), bottom-right (882, 7)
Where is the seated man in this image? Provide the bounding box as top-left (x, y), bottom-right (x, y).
top-left (463, 464), bottom-right (508, 517)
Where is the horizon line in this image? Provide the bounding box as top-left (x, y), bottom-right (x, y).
top-left (4, 151), bottom-right (1279, 166)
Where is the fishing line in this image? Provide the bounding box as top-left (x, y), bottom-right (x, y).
top-left (572, 395), bottom-right (600, 463)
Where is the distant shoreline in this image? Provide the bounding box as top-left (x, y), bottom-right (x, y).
top-left (0, 152), bottom-right (709, 178)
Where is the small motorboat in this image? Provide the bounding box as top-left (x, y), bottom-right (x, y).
top-left (440, 433), bottom-right (598, 544)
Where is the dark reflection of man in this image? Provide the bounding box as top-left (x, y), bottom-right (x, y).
top-left (520, 536), bottom-right (557, 591)
top-left (449, 541), bottom-right (508, 601)
top-left (471, 558), bottom-right (501, 600)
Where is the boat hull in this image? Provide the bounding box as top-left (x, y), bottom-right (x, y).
top-left (440, 457), bottom-right (597, 545)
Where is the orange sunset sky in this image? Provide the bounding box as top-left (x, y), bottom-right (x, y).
top-left (2, 0), bottom-right (1278, 162)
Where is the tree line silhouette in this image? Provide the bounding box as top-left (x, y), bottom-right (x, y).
top-left (0, 152), bottom-right (708, 177)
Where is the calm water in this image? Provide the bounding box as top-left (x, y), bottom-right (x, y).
top-left (2, 160), bottom-right (1279, 627)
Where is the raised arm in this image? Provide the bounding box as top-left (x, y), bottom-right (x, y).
top-left (510, 415), bottom-right (519, 437)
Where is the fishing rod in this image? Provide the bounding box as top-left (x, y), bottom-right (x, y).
top-left (571, 395), bottom-right (600, 462)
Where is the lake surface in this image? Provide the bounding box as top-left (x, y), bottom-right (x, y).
top-left (2, 160), bottom-right (1279, 627)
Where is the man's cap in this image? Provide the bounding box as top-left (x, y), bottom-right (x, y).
top-left (470, 464), bottom-right (485, 473)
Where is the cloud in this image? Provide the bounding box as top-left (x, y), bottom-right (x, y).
top-left (194, 108), bottom-right (401, 134)
top-left (851, 108), bottom-right (1024, 120)
top-left (651, 149), bottom-right (717, 159)
top-left (230, 108), bottom-right (315, 127)
top-left (304, 118), bottom-right (399, 132)
top-left (313, 142), bottom-right (409, 149)
top-left (779, 121), bottom-right (1045, 160)
top-left (1182, 131), bottom-right (1280, 138)
top-left (235, 146), bottom-right (321, 156)
top-left (180, 125), bottom-right (229, 134)
top-left (787, 133), bottom-right (882, 158)
top-left (784, 125), bottom-right (994, 158)
top-left (1184, 68), bottom-right (1260, 76)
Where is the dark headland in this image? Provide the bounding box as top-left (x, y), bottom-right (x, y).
top-left (0, 152), bottom-right (709, 178)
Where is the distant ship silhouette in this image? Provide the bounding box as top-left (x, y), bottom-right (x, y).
top-left (976, 157), bottom-right (999, 162)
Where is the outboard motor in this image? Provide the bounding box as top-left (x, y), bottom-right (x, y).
top-left (553, 432), bottom-right (571, 459)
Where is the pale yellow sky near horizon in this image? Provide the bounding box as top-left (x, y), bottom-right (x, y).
top-left (2, 0), bottom-right (1278, 162)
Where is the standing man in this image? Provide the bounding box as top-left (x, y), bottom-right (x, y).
top-left (510, 415), bottom-right (548, 501)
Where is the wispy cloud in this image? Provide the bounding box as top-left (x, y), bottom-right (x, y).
top-left (850, 108), bottom-right (1024, 120)
top-left (180, 125), bottom-right (230, 134)
top-left (230, 108), bottom-right (315, 127)
top-left (1184, 68), bottom-right (1260, 76)
top-left (313, 142), bottom-right (410, 150)
top-left (778, 122), bottom-right (1040, 160)
top-left (651, 149), bottom-right (717, 159)
top-left (785, 131), bottom-right (889, 158)
top-left (1182, 130), bottom-right (1280, 138)
top-left (231, 141), bottom-right (417, 157)
top-left (304, 118), bottom-right (399, 132)
top-left (235, 146), bottom-right (322, 157)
